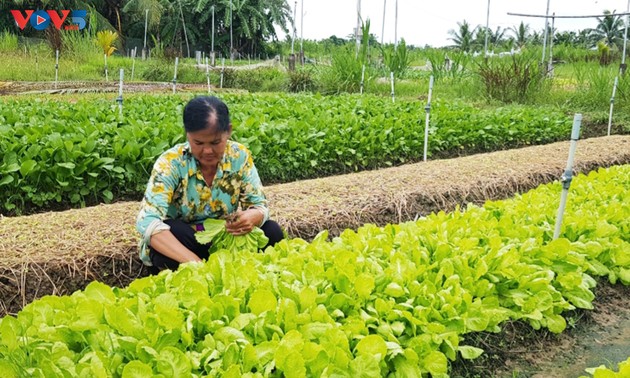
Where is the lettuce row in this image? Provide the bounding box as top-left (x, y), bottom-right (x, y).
top-left (0, 165), bottom-right (628, 377)
top-left (581, 357), bottom-right (630, 378)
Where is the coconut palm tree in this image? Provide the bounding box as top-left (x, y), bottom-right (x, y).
top-left (472, 26), bottom-right (506, 52)
top-left (554, 31), bottom-right (577, 45)
top-left (220, 0), bottom-right (291, 56)
top-left (587, 10), bottom-right (625, 48)
top-left (489, 26), bottom-right (507, 48)
top-left (448, 20), bottom-right (477, 52)
top-left (121, 0), bottom-right (164, 30)
top-left (510, 21), bottom-right (530, 48)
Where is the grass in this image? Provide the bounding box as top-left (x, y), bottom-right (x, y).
top-left (1, 37), bottom-right (630, 132)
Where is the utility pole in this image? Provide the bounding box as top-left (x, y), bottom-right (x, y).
top-left (381, 0), bottom-right (386, 45)
top-left (484, 0), bottom-right (490, 57)
top-left (142, 9), bottom-right (149, 60)
top-left (356, 0), bottom-right (361, 57)
top-left (300, 0), bottom-right (304, 65)
top-left (541, 0), bottom-right (551, 64)
top-left (394, 0), bottom-right (398, 50)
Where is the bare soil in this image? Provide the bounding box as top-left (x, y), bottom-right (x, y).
top-left (0, 80), bottom-right (224, 95)
top-left (452, 284), bottom-right (630, 377)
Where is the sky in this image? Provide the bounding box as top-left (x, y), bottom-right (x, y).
top-left (277, 0), bottom-right (630, 48)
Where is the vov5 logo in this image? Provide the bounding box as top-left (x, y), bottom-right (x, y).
top-left (10, 10), bottom-right (87, 31)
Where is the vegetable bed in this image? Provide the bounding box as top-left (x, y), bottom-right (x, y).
top-left (1, 136), bottom-right (629, 317)
top-left (1, 165), bottom-right (628, 377)
top-left (0, 93), bottom-right (574, 214)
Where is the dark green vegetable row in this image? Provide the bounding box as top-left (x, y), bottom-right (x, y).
top-left (0, 93), bottom-right (571, 214)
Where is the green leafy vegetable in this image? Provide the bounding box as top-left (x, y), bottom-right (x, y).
top-left (1, 165), bottom-right (628, 376)
top-left (0, 93), bottom-right (572, 214)
top-left (195, 218), bottom-right (269, 253)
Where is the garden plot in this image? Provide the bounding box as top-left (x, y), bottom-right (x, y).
top-left (1, 136), bottom-right (629, 317)
top-left (1, 93), bottom-right (578, 215)
top-left (0, 163), bottom-right (628, 377)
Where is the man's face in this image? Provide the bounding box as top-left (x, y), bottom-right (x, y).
top-left (187, 124), bottom-right (231, 169)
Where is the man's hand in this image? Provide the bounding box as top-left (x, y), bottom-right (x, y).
top-left (225, 209), bottom-right (264, 236)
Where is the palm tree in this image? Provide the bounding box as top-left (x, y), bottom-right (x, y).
top-left (510, 21), bottom-right (530, 48)
top-left (490, 26), bottom-right (506, 46)
top-left (121, 0), bottom-right (164, 30)
top-left (587, 10), bottom-right (625, 48)
top-left (530, 30), bottom-right (543, 45)
top-left (448, 20), bottom-right (477, 52)
top-left (554, 31), bottom-right (577, 45)
top-left (576, 29), bottom-right (591, 47)
top-left (218, 0), bottom-right (291, 57)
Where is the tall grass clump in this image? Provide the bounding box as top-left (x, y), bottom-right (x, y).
top-left (319, 47), bottom-right (363, 93)
top-left (381, 38), bottom-right (411, 78)
top-left (425, 48), bottom-right (471, 81)
top-left (287, 68), bottom-right (317, 92)
top-left (570, 62), bottom-right (618, 109)
top-left (0, 31), bottom-right (18, 53)
top-left (320, 20), bottom-right (373, 94)
top-left (476, 52), bottom-right (549, 103)
top-left (616, 74), bottom-right (630, 111)
top-left (552, 44), bottom-right (598, 63)
top-left (61, 31), bottom-right (101, 58)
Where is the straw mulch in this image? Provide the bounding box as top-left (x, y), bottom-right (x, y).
top-left (1, 135), bottom-right (629, 316)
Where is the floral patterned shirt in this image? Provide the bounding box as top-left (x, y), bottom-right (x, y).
top-left (136, 140), bottom-right (269, 264)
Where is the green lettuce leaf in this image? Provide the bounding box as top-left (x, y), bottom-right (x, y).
top-left (195, 218), bottom-right (269, 254)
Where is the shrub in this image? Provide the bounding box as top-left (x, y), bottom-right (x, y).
top-left (213, 67), bottom-right (286, 92)
top-left (597, 41), bottom-right (612, 66)
top-left (381, 39), bottom-right (411, 78)
top-left (476, 52), bottom-right (548, 103)
top-left (139, 60), bottom-right (172, 81)
top-left (287, 68), bottom-right (317, 92)
top-left (95, 30), bottom-right (118, 57)
top-left (219, 67), bottom-right (238, 88)
top-left (0, 31), bottom-right (18, 53)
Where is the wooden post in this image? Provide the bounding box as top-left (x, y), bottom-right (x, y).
top-left (288, 54), bottom-right (296, 71)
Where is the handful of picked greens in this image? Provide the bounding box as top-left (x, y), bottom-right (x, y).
top-left (195, 218), bottom-right (268, 254)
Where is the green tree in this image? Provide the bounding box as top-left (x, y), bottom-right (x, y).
top-left (510, 21), bottom-right (530, 48)
top-left (122, 0), bottom-right (290, 57)
top-left (448, 20), bottom-right (476, 52)
top-left (587, 10), bottom-right (625, 48)
top-left (327, 35), bottom-right (347, 46)
top-left (554, 31), bottom-right (577, 45)
top-left (0, 0), bottom-right (117, 51)
top-left (474, 26), bottom-right (507, 52)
